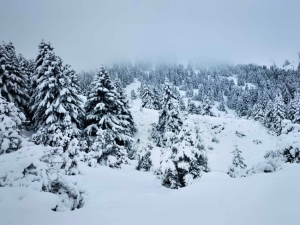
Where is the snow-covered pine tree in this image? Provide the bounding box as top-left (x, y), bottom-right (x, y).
top-left (272, 92), bottom-right (286, 135)
top-left (141, 84), bottom-right (154, 109)
top-left (0, 42), bottom-right (29, 113)
top-left (263, 99), bottom-right (275, 129)
top-left (159, 123), bottom-right (209, 188)
top-left (131, 89), bottom-right (137, 100)
top-left (227, 145), bottom-right (247, 178)
top-left (202, 95), bottom-right (214, 116)
top-left (187, 98), bottom-right (196, 114)
top-left (0, 96), bottom-right (26, 155)
top-left (136, 144), bottom-right (153, 172)
top-left (30, 51), bottom-right (83, 174)
top-left (217, 97), bottom-right (226, 112)
top-left (152, 86), bottom-right (162, 110)
top-left (156, 79), bottom-right (183, 146)
top-left (84, 66), bottom-right (136, 167)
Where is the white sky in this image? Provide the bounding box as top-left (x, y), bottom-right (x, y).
top-left (1, 0), bottom-right (299, 71)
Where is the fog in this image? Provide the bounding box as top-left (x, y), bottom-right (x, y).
top-left (1, 0), bottom-right (299, 71)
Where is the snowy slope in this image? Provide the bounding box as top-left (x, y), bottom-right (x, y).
top-left (1, 164), bottom-right (300, 225)
top-left (1, 79), bottom-right (300, 225)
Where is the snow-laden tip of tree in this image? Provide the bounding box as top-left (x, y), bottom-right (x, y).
top-left (0, 96), bottom-right (26, 155)
top-left (227, 145), bottom-right (247, 178)
top-left (158, 123), bottom-right (209, 189)
top-left (0, 42), bottom-right (29, 114)
top-left (31, 52), bottom-right (83, 148)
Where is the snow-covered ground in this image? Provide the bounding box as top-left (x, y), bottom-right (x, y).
top-left (1, 79), bottom-right (300, 225)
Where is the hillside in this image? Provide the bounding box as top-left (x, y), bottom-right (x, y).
top-left (1, 79), bottom-right (299, 225)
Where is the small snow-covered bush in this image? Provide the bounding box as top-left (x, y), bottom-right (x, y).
top-left (50, 179), bottom-right (87, 211)
top-left (246, 150), bottom-right (285, 175)
top-left (212, 137), bottom-right (219, 143)
top-left (282, 146), bottom-right (300, 163)
top-left (136, 144), bottom-right (153, 172)
top-left (0, 97), bottom-right (26, 155)
top-left (0, 145), bottom-right (88, 211)
top-left (86, 129), bottom-right (129, 168)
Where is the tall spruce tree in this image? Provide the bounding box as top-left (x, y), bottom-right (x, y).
top-left (31, 51), bottom-right (83, 147)
top-left (0, 42), bottom-right (29, 113)
top-left (84, 66), bottom-right (136, 167)
top-left (156, 79), bottom-right (183, 146)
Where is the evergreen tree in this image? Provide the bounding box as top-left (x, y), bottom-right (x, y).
top-left (217, 97), bottom-right (226, 112)
top-left (152, 86), bottom-right (162, 110)
top-left (136, 144), bottom-right (153, 172)
top-left (30, 51), bottom-right (83, 175)
top-left (187, 98), bottom-right (196, 114)
top-left (84, 66), bottom-right (136, 166)
top-left (272, 92), bottom-right (286, 135)
top-left (0, 42), bottom-right (29, 113)
top-left (141, 84), bottom-right (154, 109)
top-left (202, 95), bottom-right (214, 116)
top-left (159, 123), bottom-right (209, 188)
top-left (227, 145), bottom-right (247, 178)
top-left (0, 96), bottom-right (26, 155)
top-left (156, 79), bottom-right (183, 146)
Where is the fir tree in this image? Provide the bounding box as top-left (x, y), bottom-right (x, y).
top-left (141, 84), bottom-right (154, 109)
top-left (84, 66), bottom-right (136, 167)
top-left (0, 42), bottom-right (29, 113)
top-left (159, 123), bottom-right (209, 188)
top-left (156, 79), bottom-right (183, 146)
top-left (30, 50), bottom-right (83, 175)
top-left (272, 92), bottom-right (286, 135)
top-left (202, 95), bottom-right (214, 116)
top-left (0, 96), bottom-right (26, 155)
top-left (227, 145), bottom-right (247, 178)
top-left (136, 144), bottom-right (153, 172)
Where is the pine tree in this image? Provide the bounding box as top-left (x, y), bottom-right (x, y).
top-left (217, 97), bottom-right (226, 112)
top-left (136, 144), bottom-right (153, 172)
top-left (159, 123), bottom-right (209, 188)
top-left (0, 42), bottom-right (29, 113)
top-left (156, 79), bottom-right (183, 146)
top-left (152, 86), bottom-right (162, 110)
top-left (202, 95), bottom-right (214, 116)
top-left (84, 66), bottom-right (136, 167)
top-left (227, 145), bottom-right (247, 178)
top-left (272, 92), bottom-right (286, 135)
top-left (0, 96), bottom-right (26, 155)
top-left (30, 51), bottom-right (83, 164)
top-left (187, 98), bottom-right (196, 114)
top-left (141, 84), bottom-right (154, 109)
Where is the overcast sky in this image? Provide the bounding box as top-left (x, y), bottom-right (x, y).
top-left (1, 0), bottom-right (299, 71)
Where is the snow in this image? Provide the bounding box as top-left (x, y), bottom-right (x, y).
top-left (1, 163), bottom-right (300, 225)
top-left (1, 78), bottom-right (300, 224)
